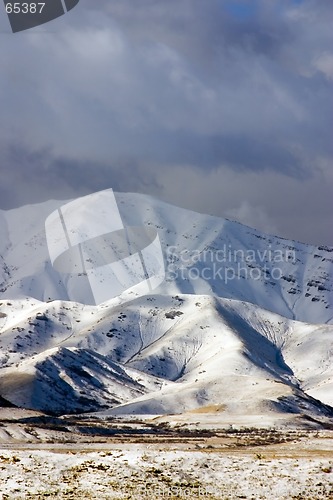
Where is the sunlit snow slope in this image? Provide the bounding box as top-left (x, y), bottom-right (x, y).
top-left (0, 191), bottom-right (332, 422)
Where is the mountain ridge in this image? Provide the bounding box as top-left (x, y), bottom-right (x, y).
top-left (0, 191), bottom-right (332, 323)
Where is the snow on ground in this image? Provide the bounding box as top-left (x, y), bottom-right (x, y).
top-left (0, 442), bottom-right (332, 499)
top-left (0, 409), bottom-right (332, 500)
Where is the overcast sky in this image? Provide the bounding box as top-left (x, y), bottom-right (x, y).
top-left (0, 0), bottom-right (332, 245)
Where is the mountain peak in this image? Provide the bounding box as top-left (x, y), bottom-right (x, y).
top-left (0, 190), bottom-right (332, 323)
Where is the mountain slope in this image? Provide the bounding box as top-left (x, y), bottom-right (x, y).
top-left (0, 294), bottom-right (332, 422)
top-left (0, 345), bottom-right (165, 414)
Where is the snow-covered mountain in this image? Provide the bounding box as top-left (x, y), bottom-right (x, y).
top-left (0, 191), bottom-right (332, 323)
top-left (0, 191), bottom-right (332, 424)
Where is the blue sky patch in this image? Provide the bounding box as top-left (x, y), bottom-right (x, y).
top-left (223, 1), bottom-right (259, 21)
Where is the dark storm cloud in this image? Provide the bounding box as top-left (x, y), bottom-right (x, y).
top-left (0, 0), bottom-right (332, 245)
top-left (0, 144), bottom-right (162, 209)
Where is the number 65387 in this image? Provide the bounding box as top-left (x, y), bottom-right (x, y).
top-left (5, 3), bottom-right (46, 14)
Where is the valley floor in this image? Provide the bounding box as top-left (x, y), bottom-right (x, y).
top-left (0, 410), bottom-right (332, 499)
